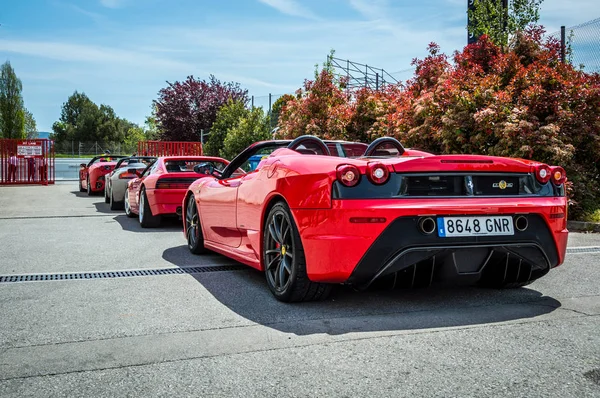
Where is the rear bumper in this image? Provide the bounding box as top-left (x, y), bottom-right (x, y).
top-left (148, 188), bottom-right (187, 215)
top-left (291, 197), bottom-right (568, 286)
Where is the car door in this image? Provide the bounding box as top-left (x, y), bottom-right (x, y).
top-left (129, 164), bottom-right (152, 213)
top-left (198, 175), bottom-right (242, 248)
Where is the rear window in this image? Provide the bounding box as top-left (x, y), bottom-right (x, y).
top-left (165, 160), bottom-right (227, 173)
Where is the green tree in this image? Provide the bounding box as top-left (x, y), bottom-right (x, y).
top-left (123, 125), bottom-right (146, 153)
top-left (144, 105), bottom-right (161, 140)
top-left (270, 94), bottom-right (294, 129)
top-left (468, 0), bottom-right (543, 48)
top-left (204, 99), bottom-right (249, 157)
top-left (221, 107), bottom-right (270, 160)
top-left (51, 91), bottom-right (140, 148)
top-left (24, 109), bottom-right (37, 139)
top-left (0, 61), bottom-right (25, 139)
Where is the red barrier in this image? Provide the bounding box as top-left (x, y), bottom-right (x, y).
top-left (0, 139), bottom-right (55, 185)
top-left (137, 141), bottom-right (203, 157)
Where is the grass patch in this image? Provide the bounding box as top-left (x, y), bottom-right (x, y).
top-left (54, 154), bottom-right (96, 158)
top-left (581, 209), bottom-right (600, 223)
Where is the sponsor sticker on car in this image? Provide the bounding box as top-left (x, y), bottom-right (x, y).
top-left (437, 216), bottom-right (514, 237)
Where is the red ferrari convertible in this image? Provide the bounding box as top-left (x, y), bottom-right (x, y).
top-left (125, 156), bottom-right (229, 228)
top-left (79, 155), bottom-right (127, 195)
top-left (182, 135), bottom-right (569, 302)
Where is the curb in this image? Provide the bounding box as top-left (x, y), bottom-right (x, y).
top-left (568, 220), bottom-right (600, 233)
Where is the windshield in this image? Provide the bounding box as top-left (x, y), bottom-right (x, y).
top-left (239, 145), bottom-right (285, 173)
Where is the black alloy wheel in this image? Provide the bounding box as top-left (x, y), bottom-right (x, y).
top-left (263, 202), bottom-right (331, 302)
top-left (185, 194), bottom-right (207, 254)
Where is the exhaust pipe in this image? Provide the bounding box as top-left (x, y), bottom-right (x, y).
top-left (418, 217), bottom-right (436, 235)
top-left (515, 215), bottom-right (528, 232)
top-left (176, 206), bottom-right (182, 217)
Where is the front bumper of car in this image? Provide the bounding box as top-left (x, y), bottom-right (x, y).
top-left (291, 197), bottom-right (568, 287)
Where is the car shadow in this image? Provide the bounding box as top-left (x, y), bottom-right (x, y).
top-left (69, 190), bottom-right (90, 198)
top-left (114, 214), bottom-right (183, 233)
top-left (161, 245), bottom-right (561, 336)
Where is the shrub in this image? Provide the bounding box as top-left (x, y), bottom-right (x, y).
top-left (221, 107), bottom-right (271, 160)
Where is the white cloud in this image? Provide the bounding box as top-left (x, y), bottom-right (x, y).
top-left (257, 0), bottom-right (319, 20)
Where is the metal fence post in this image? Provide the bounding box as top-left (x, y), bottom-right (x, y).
top-left (561, 26), bottom-right (566, 63)
top-left (268, 93), bottom-right (272, 113)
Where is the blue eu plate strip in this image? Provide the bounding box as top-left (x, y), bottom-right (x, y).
top-left (437, 217), bottom-right (446, 237)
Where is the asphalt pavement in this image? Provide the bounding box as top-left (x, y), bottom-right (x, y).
top-left (0, 183), bottom-right (599, 397)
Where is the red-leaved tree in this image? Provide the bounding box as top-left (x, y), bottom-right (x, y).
top-left (278, 30), bottom-right (600, 218)
top-left (277, 70), bottom-right (352, 140)
top-left (153, 75), bottom-right (248, 141)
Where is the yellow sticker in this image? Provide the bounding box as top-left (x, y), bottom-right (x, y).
top-left (261, 155), bottom-right (268, 160)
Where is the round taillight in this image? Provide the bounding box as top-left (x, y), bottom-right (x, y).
top-left (336, 165), bottom-right (361, 187)
top-left (367, 162), bottom-right (390, 185)
top-left (534, 164), bottom-right (551, 184)
top-left (551, 166), bottom-right (566, 185)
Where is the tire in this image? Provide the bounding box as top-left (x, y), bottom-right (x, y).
top-left (139, 187), bottom-right (161, 228)
top-left (124, 187), bottom-right (135, 218)
top-left (263, 202), bottom-right (332, 302)
top-left (79, 178), bottom-right (85, 192)
top-left (86, 176), bottom-right (92, 196)
top-left (110, 188), bottom-right (124, 211)
top-left (185, 194), bottom-right (208, 254)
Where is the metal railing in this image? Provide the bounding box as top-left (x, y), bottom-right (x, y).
top-left (551, 17), bottom-right (600, 72)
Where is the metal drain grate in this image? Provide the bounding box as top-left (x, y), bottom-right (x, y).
top-left (0, 264), bottom-right (247, 284)
top-left (566, 246), bottom-right (600, 254)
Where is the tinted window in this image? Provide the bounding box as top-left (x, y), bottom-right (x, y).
top-left (165, 159), bottom-right (227, 173)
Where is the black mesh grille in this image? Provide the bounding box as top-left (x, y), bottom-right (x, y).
top-left (404, 175), bottom-right (465, 196)
top-left (156, 178), bottom-right (198, 189)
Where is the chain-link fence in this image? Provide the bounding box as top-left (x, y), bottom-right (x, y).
top-left (53, 141), bottom-right (138, 157)
top-left (551, 17), bottom-right (600, 72)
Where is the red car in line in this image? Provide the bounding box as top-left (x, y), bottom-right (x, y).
top-left (182, 135), bottom-right (569, 302)
top-left (125, 156), bottom-right (229, 228)
top-left (79, 155), bottom-right (127, 195)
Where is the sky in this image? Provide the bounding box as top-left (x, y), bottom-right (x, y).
top-left (1, 0), bottom-right (598, 133)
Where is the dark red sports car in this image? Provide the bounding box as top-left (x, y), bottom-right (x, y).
top-left (79, 155), bottom-right (127, 195)
top-left (125, 156), bottom-right (229, 228)
top-left (182, 136), bottom-right (569, 302)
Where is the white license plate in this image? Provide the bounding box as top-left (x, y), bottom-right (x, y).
top-left (437, 216), bottom-right (514, 237)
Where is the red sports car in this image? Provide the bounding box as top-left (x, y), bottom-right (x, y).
top-left (125, 156), bottom-right (229, 228)
top-left (182, 135), bottom-right (569, 302)
top-left (79, 155), bottom-right (127, 195)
